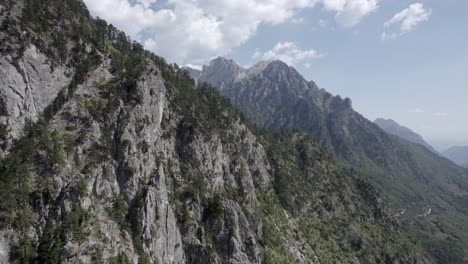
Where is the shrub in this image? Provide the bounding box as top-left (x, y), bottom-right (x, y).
top-left (108, 252), bottom-right (131, 264)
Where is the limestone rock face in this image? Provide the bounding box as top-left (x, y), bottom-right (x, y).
top-left (143, 177), bottom-right (185, 263)
top-left (0, 45), bottom-right (72, 137)
top-left (199, 57), bottom-right (245, 91)
top-left (0, 234), bottom-right (8, 264)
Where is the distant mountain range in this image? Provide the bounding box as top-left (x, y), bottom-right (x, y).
top-left (186, 57), bottom-right (468, 263)
top-left (443, 146), bottom-right (468, 168)
top-left (374, 118), bottom-right (438, 154)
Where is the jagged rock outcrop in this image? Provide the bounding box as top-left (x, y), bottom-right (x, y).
top-left (0, 46), bottom-right (72, 137)
top-left (198, 57), bottom-right (244, 90)
top-left (189, 59), bottom-right (357, 155)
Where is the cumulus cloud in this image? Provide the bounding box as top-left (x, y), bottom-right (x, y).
top-left (184, 64), bottom-right (202, 71)
top-left (382, 3), bottom-right (431, 40)
top-left (84, 0), bottom-right (378, 64)
top-left (323, 0), bottom-right (379, 28)
top-left (252, 42), bottom-right (323, 66)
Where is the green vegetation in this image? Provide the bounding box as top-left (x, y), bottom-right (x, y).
top-left (257, 191), bottom-right (297, 263)
top-left (109, 196), bottom-right (130, 231)
top-left (422, 237), bottom-right (465, 263)
top-left (0, 123), bottom-right (9, 150)
top-left (91, 250), bottom-right (104, 264)
top-left (107, 252), bottom-right (131, 264)
top-left (107, 190), bottom-right (152, 264)
top-left (257, 132), bottom-right (426, 263)
top-left (127, 189), bottom-right (152, 264)
top-left (35, 204), bottom-right (89, 264)
top-left (10, 234), bottom-right (36, 264)
top-left (0, 122), bottom-right (64, 229)
top-left (0, 119), bottom-right (93, 263)
top-left (203, 194), bottom-right (224, 220)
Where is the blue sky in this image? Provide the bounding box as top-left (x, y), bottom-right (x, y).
top-left (84, 0), bottom-right (468, 150)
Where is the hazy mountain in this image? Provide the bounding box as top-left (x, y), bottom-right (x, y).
top-left (374, 118), bottom-right (438, 154)
top-left (187, 58), bottom-right (468, 263)
top-left (0, 0), bottom-right (432, 263)
top-left (443, 146), bottom-right (468, 168)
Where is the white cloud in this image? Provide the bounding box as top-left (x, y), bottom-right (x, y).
top-left (433, 112), bottom-right (449, 117)
top-left (382, 3), bottom-right (431, 40)
top-left (323, 0), bottom-right (379, 28)
top-left (184, 64), bottom-right (202, 71)
top-left (252, 49), bottom-right (263, 60)
top-left (409, 108), bottom-right (425, 113)
top-left (252, 42), bottom-right (323, 66)
top-left (84, 0), bottom-right (378, 64)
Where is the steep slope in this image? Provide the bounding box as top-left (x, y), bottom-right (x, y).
top-left (374, 118), bottom-right (438, 154)
top-left (189, 58), bottom-right (468, 263)
top-left (0, 1), bottom-right (430, 263)
top-left (443, 146), bottom-right (468, 168)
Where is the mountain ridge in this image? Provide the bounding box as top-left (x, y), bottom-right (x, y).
top-left (443, 145), bottom-right (468, 168)
top-left (187, 57), bottom-right (468, 263)
top-left (374, 118), bottom-right (439, 154)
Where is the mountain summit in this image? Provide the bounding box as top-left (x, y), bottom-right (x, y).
top-left (186, 58), bottom-right (349, 152)
top-left (199, 57), bottom-right (245, 89)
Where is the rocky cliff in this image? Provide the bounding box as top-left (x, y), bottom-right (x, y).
top-left (0, 0), bottom-right (432, 263)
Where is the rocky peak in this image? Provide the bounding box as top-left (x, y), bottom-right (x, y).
top-left (181, 66), bottom-right (201, 80)
top-left (208, 56), bottom-right (240, 69)
top-left (260, 60), bottom-right (304, 82)
top-left (195, 58), bottom-right (320, 100)
top-left (199, 57), bottom-right (245, 90)
top-left (328, 95), bottom-right (353, 110)
top-left (240, 60), bottom-right (271, 79)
